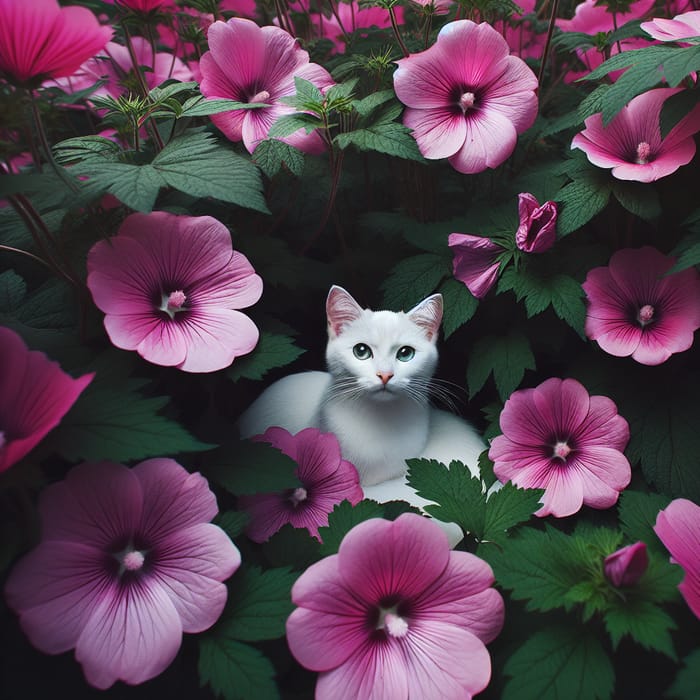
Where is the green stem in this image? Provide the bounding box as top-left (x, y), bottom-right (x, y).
top-left (537, 0), bottom-right (560, 87)
top-left (389, 7), bottom-right (410, 58)
top-left (0, 243), bottom-right (53, 271)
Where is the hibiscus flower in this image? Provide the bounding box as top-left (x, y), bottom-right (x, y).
top-left (641, 10), bottom-right (700, 42)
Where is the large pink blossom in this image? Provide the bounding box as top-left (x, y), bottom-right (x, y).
top-left (5, 458), bottom-right (240, 688)
top-left (87, 211), bottom-right (263, 373)
top-left (654, 498), bottom-right (700, 619)
top-left (582, 246), bottom-right (700, 365)
top-left (642, 9), bottom-right (700, 41)
top-left (572, 88), bottom-right (700, 182)
top-left (393, 20), bottom-right (538, 174)
top-left (0, 0), bottom-right (112, 85)
top-left (239, 427), bottom-right (363, 542)
top-left (448, 232), bottom-right (503, 298)
top-left (489, 377), bottom-right (631, 518)
top-left (286, 513), bottom-right (504, 699)
top-left (199, 17), bottom-right (334, 154)
top-left (0, 327), bottom-right (93, 472)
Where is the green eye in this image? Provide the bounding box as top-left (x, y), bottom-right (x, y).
top-left (396, 346), bottom-right (415, 362)
top-left (353, 343), bottom-right (373, 360)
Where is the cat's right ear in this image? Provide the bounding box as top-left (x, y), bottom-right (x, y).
top-left (326, 286), bottom-right (363, 338)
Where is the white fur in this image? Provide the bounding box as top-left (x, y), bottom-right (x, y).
top-left (238, 287), bottom-right (486, 547)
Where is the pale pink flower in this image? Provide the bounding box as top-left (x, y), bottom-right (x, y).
top-left (199, 17), bottom-right (334, 154)
top-left (239, 427), bottom-right (363, 542)
top-left (572, 88), bottom-right (700, 182)
top-left (286, 513), bottom-right (504, 699)
top-left (489, 377), bottom-right (631, 518)
top-left (642, 9), bottom-right (700, 41)
top-left (604, 541), bottom-right (649, 587)
top-left (410, 0), bottom-right (454, 16)
top-left (0, 327), bottom-right (93, 473)
top-left (393, 20), bottom-right (539, 174)
top-left (448, 232), bottom-right (503, 298)
top-left (582, 247), bottom-right (700, 365)
top-left (0, 0), bottom-right (112, 85)
top-left (86, 211), bottom-right (263, 373)
top-left (4, 459), bottom-right (240, 688)
top-left (516, 192), bottom-right (557, 253)
top-left (654, 498), bottom-right (700, 619)
top-left (504, 0), bottom-right (546, 61)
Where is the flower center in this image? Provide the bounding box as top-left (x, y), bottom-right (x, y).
top-left (249, 89), bottom-right (271, 104)
top-left (552, 440), bottom-right (572, 461)
top-left (376, 606), bottom-right (409, 638)
top-left (635, 141), bottom-right (652, 164)
top-left (159, 290), bottom-right (187, 320)
top-left (122, 550), bottom-right (145, 571)
top-left (637, 304), bottom-right (655, 326)
top-left (288, 487), bottom-right (308, 507)
top-left (459, 91), bottom-right (476, 113)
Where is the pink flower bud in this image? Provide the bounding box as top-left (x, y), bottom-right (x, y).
top-left (604, 541), bottom-right (649, 587)
top-left (515, 193), bottom-right (558, 253)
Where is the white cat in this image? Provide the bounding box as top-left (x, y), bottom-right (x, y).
top-left (238, 286), bottom-right (486, 545)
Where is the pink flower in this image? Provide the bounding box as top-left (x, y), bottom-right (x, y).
top-left (199, 17), bottom-right (334, 154)
top-left (238, 427), bottom-right (363, 542)
top-left (504, 0), bottom-right (546, 61)
top-left (0, 0), bottom-right (112, 85)
top-left (393, 20), bottom-right (538, 174)
top-left (286, 513), bottom-right (504, 699)
top-left (86, 211), bottom-right (263, 373)
top-left (582, 247), bottom-right (700, 365)
top-left (604, 541), bottom-right (649, 587)
top-left (0, 327), bottom-right (93, 473)
top-left (516, 192), bottom-right (557, 253)
top-left (409, 0), bottom-right (454, 16)
top-left (111, 0), bottom-right (174, 11)
top-left (448, 232), bottom-right (503, 298)
top-left (489, 377), bottom-right (631, 518)
top-left (4, 458), bottom-right (240, 688)
top-left (571, 87), bottom-right (700, 182)
top-left (220, 0), bottom-right (258, 19)
top-left (654, 498), bottom-right (700, 619)
top-left (642, 10), bottom-right (700, 41)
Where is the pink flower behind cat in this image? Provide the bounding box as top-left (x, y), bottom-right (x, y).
top-left (582, 247), bottom-right (700, 365)
top-left (238, 427), bottom-right (363, 542)
top-left (489, 377), bottom-right (631, 518)
top-left (0, 327), bottom-right (93, 473)
top-left (4, 459), bottom-right (240, 688)
top-left (286, 513), bottom-right (504, 699)
top-left (86, 211), bottom-right (263, 373)
top-left (654, 498), bottom-right (700, 619)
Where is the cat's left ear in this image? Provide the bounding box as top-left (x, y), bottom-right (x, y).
top-left (407, 294), bottom-right (443, 342)
top-left (326, 285), bottom-right (364, 338)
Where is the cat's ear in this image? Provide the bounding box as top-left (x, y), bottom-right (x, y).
top-left (407, 294), bottom-right (443, 342)
top-left (326, 286), bottom-right (364, 337)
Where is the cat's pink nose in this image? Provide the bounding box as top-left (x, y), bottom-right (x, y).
top-left (377, 371), bottom-right (393, 385)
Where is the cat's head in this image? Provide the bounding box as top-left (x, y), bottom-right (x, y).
top-left (325, 286), bottom-right (442, 402)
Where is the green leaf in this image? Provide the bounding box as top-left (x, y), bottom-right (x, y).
top-left (227, 332), bottom-right (306, 382)
top-left (207, 440), bottom-right (302, 496)
top-left (612, 180), bottom-right (661, 220)
top-left (556, 171), bottom-right (611, 236)
top-left (179, 96), bottom-right (266, 117)
top-left (261, 524), bottom-right (322, 569)
top-left (604, 598), bottom-right (677, 658)
top-left (215, 510), bottom-right (250, 541)
top-left (53, 135), bottom-right (122, 165)
top-left (335, 122), bottom-right (425, 161)
top-left (77, 162), bottom-right (165, 212)
top-left (660, 88), bottom-right (700, 139)
top-left (438, 277), bottom-right (478, 339)
top-left (503, 625), bottom-right (615, 700)
top-left (467, 331), bottom-right (535, 400)
top-left (618, 490), bottom-right (672, 552)
top-left (670, 230), bottom-right (700, 273)
top-left (352, 89), bottom-right (396, 117)
top-left (381, 253), bottom-right (451, 311)
top-left (219, 565), bottom-right (297, 642)
top-left (267, 113), bottom-right (323, 139)
top-left (198, 637), bottom-right (279, 700)
top-left (0, 270), bottom-right (27, 311)
top-left (481, 483), bottom-right (543, 543)
top-left (667, 649), bottom-right (700, 700)
top-left (252, 138), bottom-right (305, 178)
top-left (317, 499), bottom-right (385, 556)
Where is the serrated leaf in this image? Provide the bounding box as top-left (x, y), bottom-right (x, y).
top-left (268, 113), bottom-right (322, 139)
top-left (227, 332), bottom-right (306, 382)
top-left (667, 649), bottom-right (700, 700)
top-left (53, 135), bottom-right (122, 165)
top-left (618, 490), bottom-right (672, 552)
top-left (0, 269), bottom-right (26, 311)
top-left (198, 637), bottom-right (279, 700)
top-left (612, 180), bottom-right (661, 220)
top-left (219, 565), bottom-right (297, 642)
top-left (352, 89), bottom-right (395, 117)
top-left (261, 524), bottom-right (322, 569)
top-left (439, 277), bottom-right (478, 339)
top-left (660, 88), bottom-right (700, 139)
top-left (317, 499), bottom-right (385, 556)
top-left (503, 625), bottom-right (614, 700)
top-left (335, 122), bottom-right (425, 161)
top-left (467, 331), bottom-right (535, 401)
top-left (556, 172), bottom-right (611, 236)
top-left (381, 253), bottom-right (450, 310)
top-left (482, 483), bottom-right (543, 543)
top-left (252, 138), bottom-right (305, 178)
top-left (669, 230), bottom-right (700, 273)
top-left (604, 599), bottom-right (677, 658)
top-left (179, 97), bottom-right (266, 117)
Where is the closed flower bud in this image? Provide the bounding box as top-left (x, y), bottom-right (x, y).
top-left (515, 193), bottom-right (558, 253)
top-left (604, 541), bottom-right (649, 587)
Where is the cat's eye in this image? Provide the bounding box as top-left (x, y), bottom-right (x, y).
top-left (353, 343), bottom-right (373, 360)
top-left (396, 346), bottom-right (415, 362)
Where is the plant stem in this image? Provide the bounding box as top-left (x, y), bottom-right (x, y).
top-left (537, 0), bottom-right (560, 87)
top-left (0, 244), bottom-right (53, 271)
top-left (389, 7), bottom-right (410, 58)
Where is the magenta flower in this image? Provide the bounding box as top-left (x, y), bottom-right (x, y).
top-left (641, 10), bottom-right (700, 42)
top-left (199, 17), bottom-right (334, 154)
top-left (489, 377), bottom-right (631, 518)
top-left (4, 458), bottom-right (240, 688)
top-left (0, 327), bottom-right (93, 473)
top-left (571, 88), bottom-right (700, 183)
top-left (448, 232), bottom-right (503, 298)
top-left (516, 192), bottom-right (557, 253)
top-left (286, 513), bottom-right (504, 699)
top-left (0, 0), bottom-right (112, 85)
top-left (582, 247), bottom-right (700, 365)
top-left (654, 498), bottom-right (700, 619)
top-left (604, 542), bottom-right (649, 587)
top-left (393, 20), bottom-right (538, 174)
top-left (87, 211), bottom-right (263, 373)
top-left (239, 427), bottom-right (363, 542)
